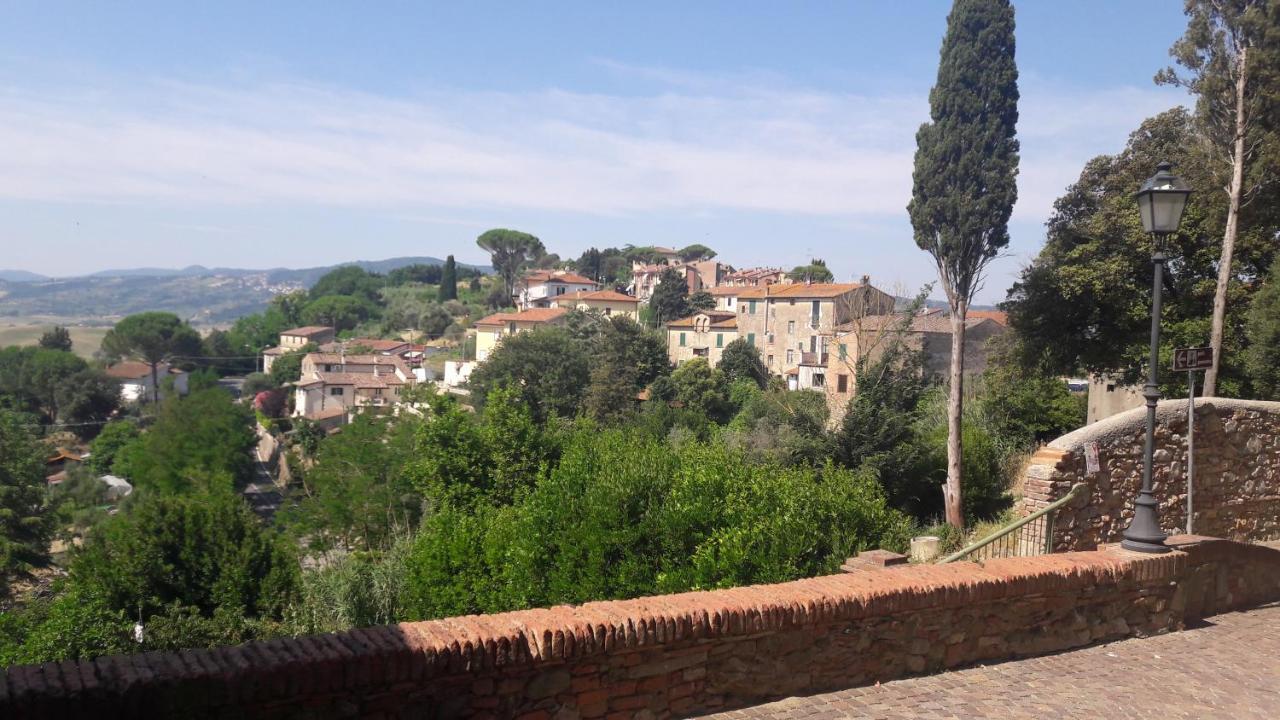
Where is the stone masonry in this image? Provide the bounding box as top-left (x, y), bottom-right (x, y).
top-left (3, 536), bottom-right (1278, 719)
top-left (1021, 398), bottom-right (1280, 551)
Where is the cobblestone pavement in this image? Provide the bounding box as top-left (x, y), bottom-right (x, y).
top-left (697, 604), bottom-right (1280, 719)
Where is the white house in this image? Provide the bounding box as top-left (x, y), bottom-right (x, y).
top-left (292, 353), bottom-right (415, 423)
top-left (104, 361), bottom-right (189, 403)
top-left (515, 270), bottom-right (598, 309)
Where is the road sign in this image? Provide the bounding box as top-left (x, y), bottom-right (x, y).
top-left (1172, 346), bottom-right (1213, 372)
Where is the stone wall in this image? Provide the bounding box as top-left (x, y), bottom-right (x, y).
top-left (4, 537), bottom-right (1279, 719)
top-left (1022, 398), bottom-right (1280, 551)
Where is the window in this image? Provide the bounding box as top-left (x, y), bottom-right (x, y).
top-left (838, 343), bottom-right (847, 360)
top-left (508, 321), bottom-right (517, 334)
top-left (679, 332), bottom-right (686, 347)
top-left (812, 373), bottom-right (825, 388)
top-left (716, 333), bottom-right (723, 348)
top-left (693, 348), bottom-right (709, 358)
top-left (767, 354), bottom-right (774, 366)
top-left (329, 387), bottom-right (344, 396)
top-left (746, 333), bottom-right (755, 346)
top-left (604, 307), bottom-right (611, 316)
top-left (787, 320), bottom-right (795, 334)
top-left (810, 336), bottom-right (818, 353)
top-left (324, 364), bottom-right (334, 372)
top-left (556, 286), bottom-right (565, 295)
top-left (811, 301), bottom-right (821, 328)
top-left (748, 300), bottom-right (757, 315)
top-left (786, 349), bottom-right (794, 364)
top-left (837, 374), bottom-right (848, 393)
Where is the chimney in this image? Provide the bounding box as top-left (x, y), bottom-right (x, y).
top-left (860, 274), bottom-right (870, 285)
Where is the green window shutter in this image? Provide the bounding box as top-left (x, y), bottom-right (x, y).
top-left (839, 343), bottom-right (847, 360)
top-left (679, 332), bottom-right (686, 347)
top-left (716, 334), bottom-right (723, 348)
top-left (746, 333), bottom-right (755, 346)
top-left (749, 300), bottom-right (757, 314)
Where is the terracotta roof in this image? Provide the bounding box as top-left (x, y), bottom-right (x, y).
top-left (281, 326), bottom-right (334, 338)
top-left (557, 290), bottom-right (639, 304)
top-left (737, 283), bottom-right (863, 299)
top-left (523, 270), bottom-right (598, 285)
top-left (666, 311), bottom-right (737, 328)
top-left (474, 307), bottom-right (570, 326)
top-left (706, 286), bottom-right (741, 296)
top-left (104, 361), bottom-right (155, 380)
top-left (298, 371), bottom-right (405, 388)
top-left (967, 310), bottom-right (1009, 326)
top-left (319, 338), bottom-right (412, 353)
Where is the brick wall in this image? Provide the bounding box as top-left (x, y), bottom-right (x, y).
top-left (1021, 398), bottom-right (1280, 551)
top-left (4, 537), bottom-right (1278, 719)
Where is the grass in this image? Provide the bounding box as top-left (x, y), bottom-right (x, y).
top-left (0, 322), bottom-right (112, 358)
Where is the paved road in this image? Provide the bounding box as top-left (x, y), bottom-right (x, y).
top-left (697, 604), bottom-right (1280, 719)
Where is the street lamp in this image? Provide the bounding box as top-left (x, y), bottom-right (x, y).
top-left (1122, 161), bottom-right (1191, 554)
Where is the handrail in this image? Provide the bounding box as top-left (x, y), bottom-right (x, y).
top-left (939, 482), bottom-right (1086, 564)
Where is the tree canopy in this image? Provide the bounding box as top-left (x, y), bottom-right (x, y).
top-left (100, 312), bottom-right (202, 403)
top-left (477, 229), bottom-right (547, 300)
top-left (0, 411), bottom-right (53, 594)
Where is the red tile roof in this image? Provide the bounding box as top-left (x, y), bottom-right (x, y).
top-left (557, 290), bottom-right (639, 304)
top-left (523, 270), bottom-right (598, 285)
top-left (737, 283), bottom-right (863, 300)
top-left (104, 361), bottom-right (155, 380)
top-left (666, 311), bottom-right (738, 329)
top-left (967, 310), bottom-right (1009, 326)
top-left (280, 326), bottom-right (334, 338)
top-left (474, 307), bottom-right (570, 326)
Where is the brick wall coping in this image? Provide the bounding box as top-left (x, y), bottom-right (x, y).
top-left (1049, 397), bottom-right (1280, 450)
top-left (0, 546), bottom-right (1190, 710)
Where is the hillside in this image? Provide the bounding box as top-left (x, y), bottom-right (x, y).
top-left (0, 256), bottom-right (490, 324)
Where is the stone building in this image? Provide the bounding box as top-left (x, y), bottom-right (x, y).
top-left (665, 310), bottom-right (739, 367)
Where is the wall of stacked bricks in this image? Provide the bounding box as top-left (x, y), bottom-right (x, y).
top-left (1020, 399), bottom-right (1280, 551)
top-left (3, 537), bottom-right (1279, 719)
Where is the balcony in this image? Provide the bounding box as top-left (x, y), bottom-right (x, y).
top-left (799, 352), bottom-right (828, 366)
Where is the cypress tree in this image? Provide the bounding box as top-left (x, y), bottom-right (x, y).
top-left (907, 0), bottom-right (1019, 527)
top-left (438, 255), bottom-right (458, 302)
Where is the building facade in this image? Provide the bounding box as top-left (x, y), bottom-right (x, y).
top-left (472, 307), bottom-right (569, 362)
top-left (292, 353), bottom-right (415, 421)
top-left (666, 311), bottom-right (738, 367)
top-left (550, 290), bottom-right (640, 320)
top-left (516, 271), bottom-right (598, 309)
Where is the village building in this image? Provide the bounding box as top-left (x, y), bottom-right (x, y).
top-left (723, 267), bottom-right (787, 287)
top-left (706, 285), bottom-right (741, 312)
top-left (550, 289), bottom-right (641, 320)
top-left (735, 281), bottom-right (896, 378)
top-left (665, 310), bottom-right (738, 366)
top-left (104, 361), bottom-right (190, 403)
top-left (261, 325), bottom-right (336, 373)
top-left (515, 270), bottom-right (598, 310)
top-left (471, 307), bottom-right (569, 362)
top-left (819, 313), bottom-right (1006, 422)
top-left (292, 352), bottom-right (415, 424)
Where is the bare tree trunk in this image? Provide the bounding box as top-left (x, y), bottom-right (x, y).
top-left (944, 301), bottom-right (966, 528)
top-left (1204, 46), bottom-right (1249, 397)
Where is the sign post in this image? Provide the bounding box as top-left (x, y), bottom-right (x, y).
top-left (1172, 347), bottom-right (1214, 534)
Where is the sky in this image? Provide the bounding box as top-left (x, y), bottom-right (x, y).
top-left (0, 1), bottom-right (1192, 304)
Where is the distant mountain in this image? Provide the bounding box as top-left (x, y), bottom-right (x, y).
top-left (0, 270), bottom-right (49, 282)
top-left (0, 256), bottom-right (491, 324)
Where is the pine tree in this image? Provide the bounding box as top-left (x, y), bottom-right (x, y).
top-left (438, 255), bottom-right (458, 302)
top-left (0, 410), bottom-right (53, 594)
top-left (907, 0), bottom-right (1019, 527)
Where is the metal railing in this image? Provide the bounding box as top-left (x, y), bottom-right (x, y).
top-left (939, 483), bottom-right (1086, 564)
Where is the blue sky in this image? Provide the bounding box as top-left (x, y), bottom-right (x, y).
top-left (1, 1), bottom-right (1190, 303)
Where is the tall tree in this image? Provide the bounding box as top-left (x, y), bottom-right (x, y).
top-left (37, 326), bottom-right (72, 352)
top-left (677, 244), bottom-right (717, 262)
top-left (1157, 0), bottom-right (1276, 396)
top-left (438, 255), bottom-right (458, 302)
top-left (787, 259), bottom-right (834, 283)
top-left (649, 267), bottom-right (692, 324)
top-left (100, 312), bottom-right (202, 403)
top-left (476, 229), bottom-right (547, 301)
top-left (907, 0), bottom-right (1019, 527)
top-left (1244, 256), bottom-right (1280, 398)
top-left (0, 410), bottom-right (53, 594)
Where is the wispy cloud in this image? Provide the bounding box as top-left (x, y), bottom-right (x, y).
top-left (0, 68), bottom-right (1184, 229)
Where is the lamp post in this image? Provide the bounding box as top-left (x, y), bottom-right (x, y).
top-left (1122, 162), bottom-right (1191, 553)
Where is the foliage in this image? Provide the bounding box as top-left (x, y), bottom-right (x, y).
top-left (0, 410), bottom-right (53, 593)
top-left (100, 312), bottom-right (202, 403)
top-left (584, 317), bottom-right (671, 423)
top-left (477, 228), bottom-right (547, 299)
top-left (1245, 257), bottom-right (1280, 398)
top-left (571, 247), bottom-right (631, 285)
top-left (38, 326), bottom-right (72, 352)
top-left (283, 414), bottom-right (423, 553)
top-left (301, 295), bottom-right (373, 332)
top-left (467, 326), bottom-right (590, 422)
top-left (0, 585), bottom-right (132, 666)
top-left (268, 344), bottom-right (315, 386)
top-left (787, 259), bottom-right (834, 283)
top-left (910, 389), bottom-right (1017, 523)
top-left (50, 466), bottom-right (111, 540)
top-left (70, 490), bottom-right (297, 622)
top-left (242, 372), bottom-right (276, 396)
top-left (687, 290), bottom-right (716, 312)
top-left (309, 265), bottom-right (385, 306)
top-left (408, 392), bottom-right (494, 507)
top-left (0, 347), bottom-right (119, 432)
top-left (666, 359), bottom-right (734, 424)
top-left (286, 540), bottom-right (412, 635)
top-left (87, 420), bottom-right (141, 474)
top-left (976, 338), bottom-right (1086, 447)
top-left (1003, 108), bottom-right (1275, 396)
top-left (402, 429), bottom-right (911, 618)
top-left (113, 389), bottom-right (256, 494)
top-left (726, 385), bottom-right (831, 467)
top-left (678, 244), bottom-right (717, 262)
top-left (438, 255), bottom-right (458, 301)
top-left (718, 338), bottom-right (768, 388)
top-left (649, 267), bottom-right (692, 324)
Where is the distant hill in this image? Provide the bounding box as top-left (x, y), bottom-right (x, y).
top-left (0, 256), bottom-right (491, 324)
top-left (0, 270), bottom-right (49, 282)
